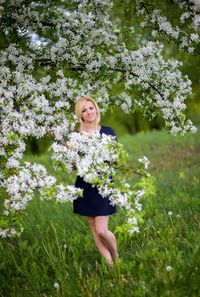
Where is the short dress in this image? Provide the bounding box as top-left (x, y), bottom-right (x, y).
top-left (73, 126), bottom-right (117, 216)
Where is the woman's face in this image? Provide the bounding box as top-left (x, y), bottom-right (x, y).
top-left (82, 100), bottom-right (97, 123)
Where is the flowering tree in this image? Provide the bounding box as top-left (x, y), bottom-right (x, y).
top-left (0, 0), bottom-right (197, 237)
top-left (135, 0), bottom-right (200, 54)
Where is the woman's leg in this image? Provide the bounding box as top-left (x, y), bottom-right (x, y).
top-left (87, 216), bottom-right (113, 266)
top-left (94, 216), bottom-right (119, 261)
top-left (87, 216), bottom-right (119, 266)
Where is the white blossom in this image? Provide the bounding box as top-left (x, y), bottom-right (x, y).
top-left (138, 156), bottom-right (150, 169)
top-left (166, 266), bottom-right (173, 271)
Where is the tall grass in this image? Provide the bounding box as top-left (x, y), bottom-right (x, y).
top-left (0, 128), bottom-right (200, 297)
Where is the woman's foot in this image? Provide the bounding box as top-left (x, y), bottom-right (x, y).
top-left (114, 253), bottom-right (121, 264)
top-left (106, 259), bottom-right (114, 270)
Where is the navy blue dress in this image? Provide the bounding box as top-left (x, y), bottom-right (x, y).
top-left (73, 126), bottom-right (117, 216)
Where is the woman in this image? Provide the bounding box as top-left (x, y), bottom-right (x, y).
top-left (73, 96), bottom-right (119, 267)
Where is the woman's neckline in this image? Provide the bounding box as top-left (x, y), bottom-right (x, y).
top-left (82, 125), bottom-right (102, 134)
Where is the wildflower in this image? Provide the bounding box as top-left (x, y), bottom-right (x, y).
top-left (166, 266), bottom-right (172, 271)
top-left (157, 230), bottom-right (160, 234)
top-left (54, 283), bottom-right (59, 288)
top-left (144, 227), bottom-right (149, 231)
top-left (168, 211), bottom-right (173, 216)
top-left (64, 244), bottom-right (67, 248)
top-left (128, 226), bottom-right (139, 233)
top-left (176, 214), bottom-right (180, 218)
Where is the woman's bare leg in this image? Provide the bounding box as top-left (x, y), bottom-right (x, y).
top-left (87, 216), bottom-right (113, 266)
top-left (87, 216), bottom-right (119, 266)
top-left (95, 216), bottom-right (119, 261)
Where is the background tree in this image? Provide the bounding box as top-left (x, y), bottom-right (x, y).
top-left (104, 0), bottom-right (200, 133)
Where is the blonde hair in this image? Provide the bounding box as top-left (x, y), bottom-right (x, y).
top-left (75, 96), bottom-right (100, 132)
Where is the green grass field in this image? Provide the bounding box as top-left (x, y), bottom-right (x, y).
top-left (0, 128), bottom-right (200, 297)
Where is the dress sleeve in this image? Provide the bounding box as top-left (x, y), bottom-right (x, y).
top-left (108, 127), bottom-right (118, 141)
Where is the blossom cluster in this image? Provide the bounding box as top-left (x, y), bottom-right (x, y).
top-left (52, 131), bottom-right (150, 234)
top-left (52, 132), bottom-right (130, 207)
top-left (0, 162), bottom-right (82, 238)
top-left (136, 0), bottom-right (200, 53)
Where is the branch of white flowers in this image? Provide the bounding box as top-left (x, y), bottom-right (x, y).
top-left (34, 56), bottom-right (165, 100)
top-left (0, 161), bottom-right (18, 176)
top-left (46, 130), bottom-right (69, 147)
top-left (115, 166), bottom-right (149, 177)
top-left (34, 58), bottom-right (57, 66)
top-left (114, 67), bottom-right (164, 98)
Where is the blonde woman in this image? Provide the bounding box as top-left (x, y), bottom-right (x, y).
top-left (73, 96), bottom-right (119, 267)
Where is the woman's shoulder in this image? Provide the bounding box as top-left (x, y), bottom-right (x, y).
top-left (100, 126), bottom-right (116, 136)
top-left (100, 126), bottom-right (114, 132)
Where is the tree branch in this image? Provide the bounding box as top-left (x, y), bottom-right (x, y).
top-left (46, 130), bottom-right (68, 147)
top-left (141, 1), bottom-right (150, 14)
top-left (34, 58), bottom-right (164, 100)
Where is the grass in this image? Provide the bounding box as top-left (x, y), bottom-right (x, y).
top-left (0, 128), bottom-right (200, 297)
